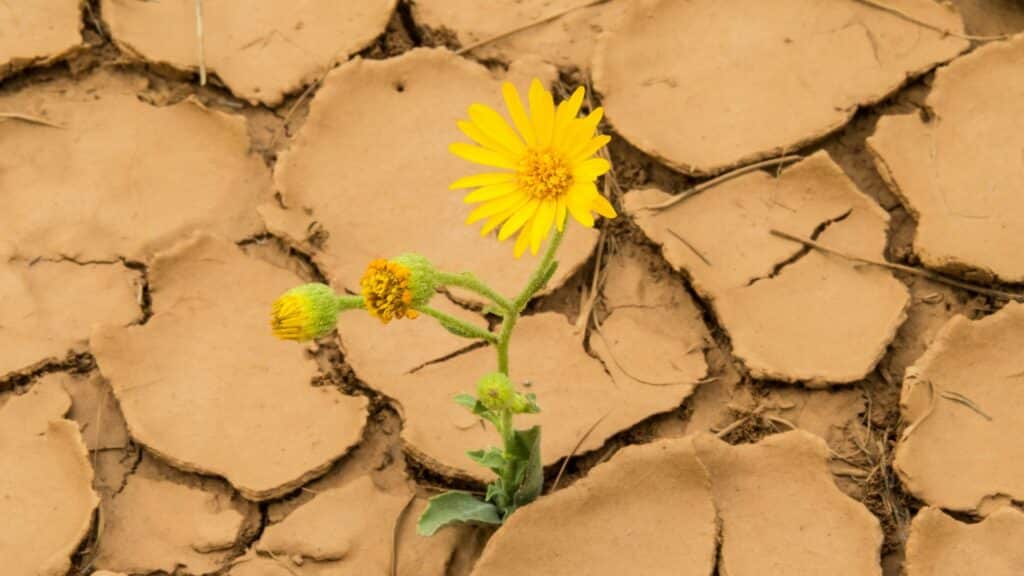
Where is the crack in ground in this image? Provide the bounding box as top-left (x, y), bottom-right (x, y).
top-left (745, 208), bottom-right (854, 287)
top-left (0, 350), bottom-right (96, 390)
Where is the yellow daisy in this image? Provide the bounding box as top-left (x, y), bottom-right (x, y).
top-left (449, 79), bottom-right (617, 257)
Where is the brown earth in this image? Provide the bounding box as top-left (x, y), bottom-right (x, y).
top-left (2, 1), bottom-right (1023, 575)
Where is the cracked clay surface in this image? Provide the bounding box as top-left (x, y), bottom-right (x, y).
top-left (594, 0), bottom-right (969, 176)
top-left (894, 302), bottom-right (1024, 514)
top-left (868, 34), bottom-right (1024, 283)
top-left (91, 234), bottom-right (368, 500)
top-left (5, 1), bottom-right (1024, 574)
top-left (0, 379), bottom-right (99, 576)
top-left (0, 0), bottom-right (82, 80)
top-left (101, 0), bottom-right (397, 105)
top-left (625, 152), bottom-right (910, 385)
top-left (0, 71), bottom-right (273, 263)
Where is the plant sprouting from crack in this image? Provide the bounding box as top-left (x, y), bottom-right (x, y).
top-left (270, 79), bottom-right (615, 535)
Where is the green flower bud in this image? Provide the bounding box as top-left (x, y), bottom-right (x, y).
top-left (476, 372), bottom-right (517, 412)
top-left (271, 283), bottom-right (341, 341)
top-left (392, 253), bottom-right (439, 307)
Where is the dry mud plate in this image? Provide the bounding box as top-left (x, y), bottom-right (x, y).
top-left (625, 152), bottom-right (909, 385)
top-left (0, 72), bottom-right (273, 262)
top-left (102, 0), bottom-right (397, 105)
top-left (0, 0), bottom-right (82, 79)
top-left (0, 381), bottom-right (98, 576)
top-left (894, 302), bottom-right (1024, 513)
top-left (905, 507), bottom-right (1024, 575)
top-left (92, 235), bottom-right (369, 500)
top-left (868, 34), bottom-right (1024, 282)
top-left (594, 0), bottom-right (968, 175)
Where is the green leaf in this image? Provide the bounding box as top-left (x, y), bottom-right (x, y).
top-left (522, 393), bottom-right (541, 414)
top-left (417, 491), bottom-right (503, 536)
top-left (453, 393), bottom-right (477, 410)
top-left (485, 481), bottom-right (504, 504)
top-left (510, 426), bottom-right (543, 509)
top-left (433, 312), bottom-right (496, 342)
top-left (467, 447), bottom-right (506, 472)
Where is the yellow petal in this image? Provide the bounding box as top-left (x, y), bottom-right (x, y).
top-left (457, 120), bottom-right (514, 156)
top-left (565, 108), bottom-right (605, 156)
top-left (466, 193), bottom-right (529, 224)
top-left (530, 201), bottom-right (557, 254)
top-left (498, 199), bottom-right (540, 241)
top-left (566, 184), bottom-right (596, 227)
top-left (551, 86), bottom-right (585, 148)
top-left (514, 217), bottom-right (534, 258)
top-left (450, 172), bottom-right (515, 190)
top-left (450, 142), bottom-right (517, 170)
top-left (464, 181), bottom-right (518, 203)
top-left (555, 196), bottom-right (567, 232)
top-left (528, 79), bottom-right (555, 148)
top-left (502, 82), bottom-right (536, 147)
top-left (482, 202), bottom-right (524, 236)
top-left (591, 191), bottom-right (618, 219)
top-left (571, 134), bottom-right (612, 164)
top-left (573, 157), bottom-right (611, 181)
top-left (469, 103), bottom-right (525, 155)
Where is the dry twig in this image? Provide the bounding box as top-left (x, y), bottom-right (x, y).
top-left (457, 0), bottom-right (610, 55)
top-left (574, 228), bottom-right (608, 340)
top-left (550, 410), bottom-right (612, 492)
top-left (194, 0), bottom-right (207, 86)
top-left (940, 390), bottom-right (993, 421)
top-left (770, 229), bottom-right (1024, 302)
top-left (0, 112), bottom-right (64, 129)
top-left (641, 155), bottom-right (803, 212)
top-left (852, 0), bottom-right (1009, 42)
top-left (667, 229), bottom-right (712, 266)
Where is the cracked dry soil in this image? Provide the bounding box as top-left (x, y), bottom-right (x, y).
top-left (2, 1), bottom-right (1024, 575)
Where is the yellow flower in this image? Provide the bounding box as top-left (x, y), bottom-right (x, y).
top-left (450, 79), bottom-right (617, 257)
top-left (271, 283), bottom-right (342, 341)
top-left (360, 255), bottom-right (437, 323)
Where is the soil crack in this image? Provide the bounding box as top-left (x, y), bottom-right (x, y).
top-left (745, 208), bottom-right (853, 287)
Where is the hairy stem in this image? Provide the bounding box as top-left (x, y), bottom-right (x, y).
top-left (496, 228), bottom-right (565, 375)
top-left (418, 305), bottom-right (499, 344)
top-left (435, 271), bottom-right (514, 313)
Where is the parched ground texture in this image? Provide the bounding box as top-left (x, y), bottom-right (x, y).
top-left (2, 0), bottom-right (1024, 574)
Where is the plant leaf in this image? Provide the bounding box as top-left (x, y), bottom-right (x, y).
top-left (417, 491), bottom-right (503, 536)
top-left (453, 393), bottom-right (477, 410)
top-left (510, 426), bottom-right (543, 509)
top-left (485, 481), bottom-right (504, 504)
top-left (467, 447), bottom-right (506, 472)
top-left (521, 392), bottom-right (541, 414)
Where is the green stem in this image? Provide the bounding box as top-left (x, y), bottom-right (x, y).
top-left (434, 271), bottom-right (514, 313)
top-left (335, 294), bottom-right (365, 311)
top-left (418, 306), bottom-right (498, 344)
top-left (495, 228), bottom-right (565, 375)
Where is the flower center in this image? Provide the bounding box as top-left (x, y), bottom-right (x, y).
top-left (517, 149), bottom-right (574, 200)
top-left (360, 259), bottom-right (418, 323)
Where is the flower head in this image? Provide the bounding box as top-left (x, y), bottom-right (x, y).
top-left (475, 372), bottom-right (538, 414)
top-left (477, 372), bottom-right (517, 412)
top-left (360, 254), bottom-right (437, 323)
top-left (271, 283), bottom-right (341, 341)
top-left (450, 79), bottom-right (617, 257)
